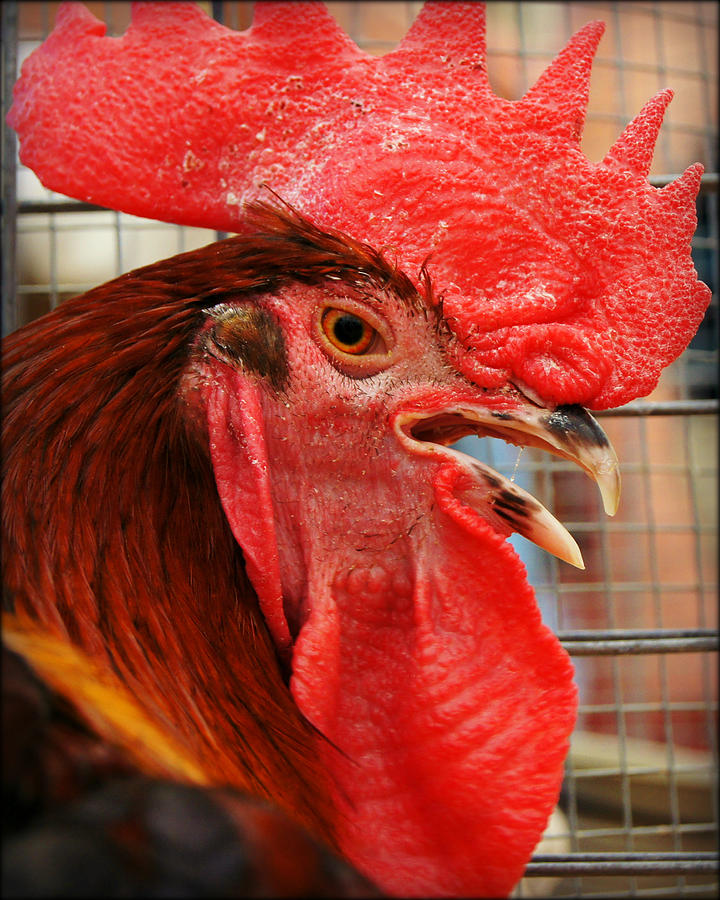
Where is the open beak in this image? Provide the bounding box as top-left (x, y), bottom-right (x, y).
top-left (395, 400), bottom-right (620, 570)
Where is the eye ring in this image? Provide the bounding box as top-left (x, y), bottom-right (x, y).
top-left (321, 308), bottom-right (377, 355)
top-left (314, 298), bottom-right (394, 377)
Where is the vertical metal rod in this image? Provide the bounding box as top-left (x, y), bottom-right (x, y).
top-left (1, 0), bottom-right (18, 336)
top-left (211, 0), bottom-right (229, 242)
top-left (611, 9), bottom-right (638, 896)
top-left (694, 0), bottom-right (719, 177)
top-left (640, 412), bottom-right (685, 895)
top-left (113, 210), bottom-right (123, 276)
top-left (651, 2), bottom-right (672, 173)
top-left (350, 0), bottom-right (361, 46)
top-left (695, 0), bottom-right (720, 411)
top-left (515, 1), bottom-right (528, 95)
top-left (48, 209), bottom-right (58, 309)
top-left (684, 413), bottom-right (720, 833)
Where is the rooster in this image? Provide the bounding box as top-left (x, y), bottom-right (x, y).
top-left (2, 2), bottom-right (710, 898)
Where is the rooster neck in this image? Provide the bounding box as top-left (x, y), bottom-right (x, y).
top-left (1, 286), bottom-right (336, 845)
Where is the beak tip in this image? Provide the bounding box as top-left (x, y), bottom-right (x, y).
top-left (600, 474), bottom-right (621, 517)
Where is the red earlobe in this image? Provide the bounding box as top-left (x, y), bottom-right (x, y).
top-left (203, 369), bottom-right (291, 658)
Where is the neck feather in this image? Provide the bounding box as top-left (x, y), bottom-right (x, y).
top-left (1, 261), bottom-right (335, 844)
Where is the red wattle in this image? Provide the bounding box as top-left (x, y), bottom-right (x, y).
top-left (290, 465), bottom-right (577, 897)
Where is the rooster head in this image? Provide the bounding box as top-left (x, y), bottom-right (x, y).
top-left (175, 201), bottom-right (621, 895)
top-left (6, 1), bottom-right (710, 897)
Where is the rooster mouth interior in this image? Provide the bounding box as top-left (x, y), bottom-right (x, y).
top-left (409, 413), bottom-right (485, 447)
top-left (397, 404), bottom-right (621, 569)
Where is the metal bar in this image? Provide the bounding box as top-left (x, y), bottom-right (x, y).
top-left (562, 637), bottom-right (718, 655)
top-left (571, 764), bottom-right (715, 778)
top-left (553, 581), bottom-right (718, 593)
top-left (578, 701), bottom-right (718, 713)
top-left (560, 627), bottom-right (719, 654)
top-left (595, 400), bottom-right (719, 417)
top-left (525, 852), bottom-right (719, 877)
top-left (558, 629), bottom-right (718, 640)
top-left (211, 0), bottom-right (229, 242)
top-left (573, 823), bottom-right (718, 839)
top-left (1, 0), bottom-right (18, 337)
top-left (532, 851), bottom-right (718, 861)
top-left (17, 200), bottom-right (113, 214)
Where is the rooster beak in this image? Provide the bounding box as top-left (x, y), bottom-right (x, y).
top-left (395, 400), bottom-right (621, 570)
top-left (471, 401), bottom-right (622, 517)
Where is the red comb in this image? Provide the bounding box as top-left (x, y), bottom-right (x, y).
top-left (8, 1), bottom-right (710, 408)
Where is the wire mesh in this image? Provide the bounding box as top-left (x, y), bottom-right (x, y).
top-left (2, 2), bottom-right (718, 897)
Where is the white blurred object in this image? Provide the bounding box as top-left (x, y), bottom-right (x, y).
top-left (516, 806), bottom-right (571, 898)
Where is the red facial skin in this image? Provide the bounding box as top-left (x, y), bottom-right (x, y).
top-left (200, 279), bottom-right (577, 896)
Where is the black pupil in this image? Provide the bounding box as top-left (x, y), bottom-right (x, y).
top-left (333, 314), bottom-right (365, 346)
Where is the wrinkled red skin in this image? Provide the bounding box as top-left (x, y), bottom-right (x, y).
top-left (8, 1), bottom-right (710, 409)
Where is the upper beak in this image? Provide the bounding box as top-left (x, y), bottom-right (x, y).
top-left (394, 399), bottom-right (621, 570)
top-left (464, 401), bottom-right (621, 517)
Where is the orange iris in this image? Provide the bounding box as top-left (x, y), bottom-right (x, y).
top-left (321, 308), bottom-right (376, 355)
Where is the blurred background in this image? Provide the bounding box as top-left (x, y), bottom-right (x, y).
top-left (1, 2), bottom-right (717, 897)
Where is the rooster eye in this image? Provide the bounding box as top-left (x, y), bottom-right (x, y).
top-left (321, 308), bottom-right (379, 355)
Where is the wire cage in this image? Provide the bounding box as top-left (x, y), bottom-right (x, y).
top-left (1, 2), bottom-right (717, 897)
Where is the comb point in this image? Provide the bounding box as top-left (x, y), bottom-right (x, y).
top-left (603, 89), bottom-right (673, 177)
top-left (251, 0), bottom-right (351, 42)
top-left (55, 1), bottom-right (106, 37)
top-left (522, 20), bottom-right (605, 142)
top-left (249, 0), bottom-right (362, 65)
top-left (394, 0), bottom-right (487, 73)
top-left (661, 162), bottom-right (704, 203)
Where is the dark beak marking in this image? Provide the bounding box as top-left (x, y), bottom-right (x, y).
top-left (546, 404), bottom-right (610, 449)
